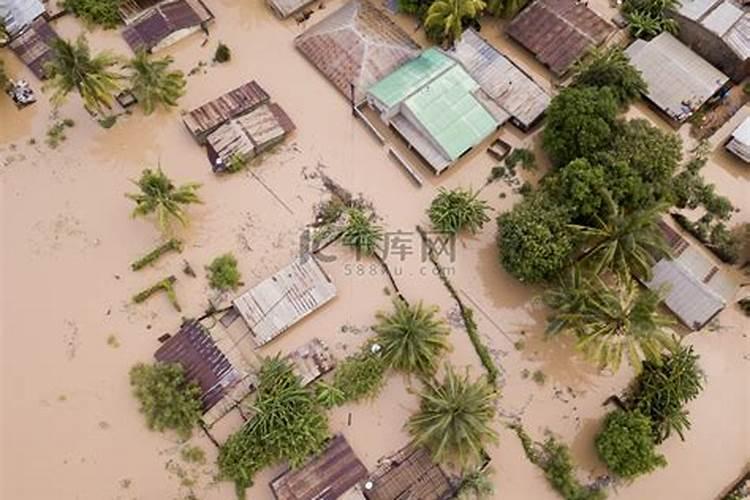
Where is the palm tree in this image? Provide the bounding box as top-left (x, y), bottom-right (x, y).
top-left (573, 196), bottom-right (670, 280)
top-left (425, 0), bottom-right (486, 46)
top-left (574, 275), bottom-right (676, 373)
top-left (543, 265), bottom-right (592, 336)
top-left (340, 208), bottom-right (383, 256)
top-left (126, 168), bottom-right (202, 233)
top-left (571, 46), bottom-right (647, 106)
top-left (428, 187), bottom-right (491, 236)
top-left (374, 299), bottom-right (451, 376)
top-left (125, 51), bottom-right (186, 115)
top-left (44, 36), bottom-right (122, 112)
top-left (407, 365), bottom-right (498, 468)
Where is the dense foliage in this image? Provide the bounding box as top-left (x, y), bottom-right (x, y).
top-left (571, 46), bottom-right (647, 106)
top-left (457, 466), bottom-right (495, 499)
top-left (596, 410), bottom-right (666, 479)
top-left (129, 362), bottom-right (203, 439)
top-left (623, 0), bottom-right (679, 39)
top-left (374, 299), bottom-right (451, 376)
top-left (62, 0), bottom-right (122, 28)
top-left (408, 365), bottom-right (498, 468)
top-left (496, 193), bottom-right (575, 282)
top-left (206, 253), bottom-right (242, 291)
top-left (126, 168), bottom-right (202, 233)
top-left (214, 43), bottom-right (231, 63)
top-left (398, 0), bottom-right (433, 15)
top-left (542, 158), bottom-right (608, 222)
top-left (125, 52), bottom-right (186, 115)
top-left (45, 36), bottom-right (122, 112)
top-left (428, 187), bottom-right (491, 235)
top-left (218, 357), bottom-right (330, 495)
top-left (316, 345), bottom-right (387, 407)
top-left (425, 0), bottom-right (486, 45)
top-left (486, 0), bottom-right (528, 17)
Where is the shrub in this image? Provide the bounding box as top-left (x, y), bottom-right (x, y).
top-left (324, 346), bottom-right (387, 405)
top-left (62, 0), bottom-right (122, 28)
top-left (571, 46), bottom-right (647, 106)
top-left (428, 187), bottom-right (491, 235)
top-left (214, 42), bottom-right (231, 63)
top-left (206, 253), bottom-right (242, 291)
top-left (596, 410), bottom-right (666, 479)
top-left (129, 362), bottom-right (203, 440)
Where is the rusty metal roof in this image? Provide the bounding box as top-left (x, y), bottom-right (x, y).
top-left (506, 0), bottom-right (614, 76)
top-left (121, 0), bottom-right (211, 53)
top-left (9, 17), bottom-right (57, 79)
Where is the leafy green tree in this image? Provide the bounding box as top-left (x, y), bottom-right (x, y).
top-left (542, 86), bottom-right (619, 166)
top-left (458, 466), bottom-right (495, 499)
top-left (407, 365), bottom-right (498, 468)
top-left (571, 46), bottom-right (647, 106)
top-left (62, 0), bottom-right (122, 28)
top-left (496, 193), bottom-right (575, 283)
top-left (398, 0), bottom-right (433, 15)
top-left (596, 410), bottom-right (666, 478)
top-left (606, 119), bottom-right (682, 187)
top-left (126, 168), bottom-right (202, 233)
top-left (206, 253), bottom-right (242, 291)
top-left (218, 357), bottom-right (330, 494)
top-left (125, 51), bottom-right (186, 115)
top-left (425, 0), bottom-right (486, 45)
top-left (129, 362), bottom-right (203, 439)
top-left (573, 275), bottom-right (676, 373)
top-left (340, 208), bottom-right (383, 256)
top-left (573, 197), bottom-right (670, 279)
top-left (45, 36), bottom-right (122, 112)
top-left (374, 299), bottom-right (451, 377)
top-left (626, 344), bottom-right (704, 443)
top-left (543, 158), bottom-right (608, 222)
top-left (623, 0), bottom-right (679, 39)
top-left (428, 187), bottom-right (491, 235)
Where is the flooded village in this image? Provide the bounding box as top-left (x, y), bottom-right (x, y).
top-left (0, 0), bottom-right (748, 498)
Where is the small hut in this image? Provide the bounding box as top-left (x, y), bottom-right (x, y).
top-left (506, 0), bottom-right (614, 77)
top-left (726, 115), bottom-right (750, 162)
top-left (8, 16), bottom-right (57, 79)
top-left (121, 0), bottom-right (213, 53)
top-left (270, 434), bottom-right (368, 500)
top-left (266, 0), bottom-right (317, 19)
top-left (232, 255), bottom-right (336, 346)
top-left (361, 444), bottom-right (455, 500)
top-left (206, 102), bottom-right (295, 172)
top-left (183, 80), bottom-right (270, 144)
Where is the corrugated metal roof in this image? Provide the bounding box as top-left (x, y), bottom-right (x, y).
top-left (723, 13), bottom-right (750, 59)
top-left (677, 0), bottom-right (720, 21)
top-left (363, 445), bottom-right (454, 500)
top-left (448, 29), bottom-right (550, 129)
top-left (8, 16), bottom-right (57, 79)
top-left (625, 32), bottom-right (729, 122)
top-left (368, 48), bottom-right (453, 108)
top-left (726, 115), bottom-right (750, 161)
top-left (121, 0), bottom-right (212, 53)
top-left (702, 1), bottom-right (743, 35)
top-left (266, 0), bottom-right (317, 18)
top-left (0, 0), bottom-right (44, 35)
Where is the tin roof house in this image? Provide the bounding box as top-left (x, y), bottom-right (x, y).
top-left (726, 115), bottom-right (750, 161)
top-left (121, 0), bottom-right (213, 53)
top-left (0, 0), bottom-right (44, 36)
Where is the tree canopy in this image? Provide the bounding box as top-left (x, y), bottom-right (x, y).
top-left (125, 51), bottom-right (186, 115)
top-left (571, 46), bottom-right (647, 106)
top-left (206, 253), bottom-right (242, 291)
top-left (596, 410), bottom-right (666, 479)
top-left (425, 0), bottom-right (486, 45)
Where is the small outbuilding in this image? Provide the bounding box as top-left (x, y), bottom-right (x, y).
top-left (270, 434), bottom-right (368, 500)
top-left (625, 32), bottom-right (730, 123)
top-left (295, 0), bottom-right (420, 104)
top-left (121, 0), bottom-right (213, 53)
top-left (8, 16), bottom-right (57, 79)
top-left (232, 255), bottom-right (336, 346)
top-left (266, 0), bottom-right (317, 19)
top-left (206, 102), bottom-right (295, 172)
top-left (726, 115), bottom-right (750, 161)
top-left (506, 0), bottom-right (614, 77)
top-left (362, 444), bottom-right (454, 500)
top-left (183, 80), bottom-right (270, 144)
top-left (672, 0), bottom-right (750, 82)
top-left (367, 48), bottom-right (500, 174)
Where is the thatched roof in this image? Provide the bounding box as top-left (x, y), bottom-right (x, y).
top-left (295, 0), bottom-right (420, 103)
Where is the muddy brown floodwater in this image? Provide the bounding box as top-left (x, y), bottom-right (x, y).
top-left (1, 1), bottom-right (748, 499)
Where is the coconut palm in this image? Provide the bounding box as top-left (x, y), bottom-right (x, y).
top-left (374, 299), bottom-right (451, 376)
top-left (44, 36), bottom-right (122, 112)
top-left (340, 208), bottom-right (384, 256)
top-left (571, 46), bottom-right (647, 106)
top-left (407, 365), bottom-right (498, 467)
top-left (543, 264), bottom-right (592, 336)
top-left (126, 168), bottom-right (202, 233)
top-left (125, 51), bottom-right (186, 115)
top-left (425, 0), bottom-right (486, 46)
top-left (574, 275), bottom-right (676, 373)
top-left (428, 187), bottom-right (491, 236)
top-left (573, 196), bottom-right (670, 280)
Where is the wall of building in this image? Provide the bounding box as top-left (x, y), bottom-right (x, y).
top-left (674, 14), bottom-right (748, 82)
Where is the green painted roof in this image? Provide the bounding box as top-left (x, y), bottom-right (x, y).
top-left (368, 48), bottom-right (498, 162)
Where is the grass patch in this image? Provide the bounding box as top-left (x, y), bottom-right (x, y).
top-left (131, 239), bottom-right (183, 271)
top-left (132, 275), bottom-right (181, 311)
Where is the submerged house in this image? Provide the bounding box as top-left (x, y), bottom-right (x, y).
top-left (366, 48), bottom-right (501, 174)
top-left (231, 255), bottom-right (336, 347)
top-left (726, 115), bottom-right (750, 161)
top-left (448, 29), bottom-right (550, 131)
top-left (0, 0), bottom-right (44, 37)
top-left (206, 102), bottom-right (295, 172)
top-left (266, 0), bottom-right (317, 19)
top-left (506, 0), bottom-right (614, 77)
top-left (295, 0), bottom-right (420, 104)
top-left (644, 222), bottom-right (737, 330)
top-left (121, 0), bottom-right (213, 53)
top-left (8, 16), bottom-right (57, 79)
top-left (672, 0), bottom-right (750, 82)
top-left (362, 444), bottom-right (455, 500)
top-left (626, 32), bottom-right (730, 123)
top-left (270, 434), bottom-right (368, 500)
top-left (183, 80), bottom-right (270, 144)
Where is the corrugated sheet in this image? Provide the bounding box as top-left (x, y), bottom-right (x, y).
top-left (271, 435), bottom-right (367, 500)
top-left (121, 0), bottom-right (211, 53)
top-left (625, 32), bottom-right (729, 122)
top-left (702, 1), bottom-right (743, 35)
top-left (506, 0), bottom-right (613, 76)
top-left (294, 0), bottom-right (420, 103)
top-left (183, 80), bottom-right (270, 143)
top-left (363, 445), bottom-right (454, 500)
top-left (727, 115), bottom-right (750, 161)
top-left (677, 0), bottom-right (720, 21)
top-left (8, 16), bottom-right (57, 79)
top-left (0, 0), bottom-right (44, 35)
top-left (266, 0), bottom-right (317, 18)
top-left (232, 255), bottom-right (336, 346)
top-left (723, 13), bottom-right (750, 60)
top-left (449, 29), bottom-right (550, 129)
